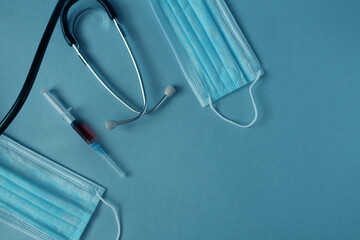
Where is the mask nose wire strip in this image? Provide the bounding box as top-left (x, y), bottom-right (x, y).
top-left (96, 192), bottom-right (121, 240)
top-left (209, 73), bottom-right (261, 128)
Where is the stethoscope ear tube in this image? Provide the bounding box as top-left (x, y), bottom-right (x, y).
top-left (96, 0), bottom-right (117, 20)
top-left (61, 0), bottom-right (79, 46)
top-left (63, 0), bottom-right (177, 130)
top-left (61, 0), bottom-right (117, 46)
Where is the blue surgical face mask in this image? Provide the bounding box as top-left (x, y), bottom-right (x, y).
top-left (0, 135), bottom-right (120, 240)
top-left (150, 0), bottom-right (264, 127)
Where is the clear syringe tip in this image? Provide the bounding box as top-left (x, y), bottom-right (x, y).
top-left (91, 142), bottom-right (126, 177)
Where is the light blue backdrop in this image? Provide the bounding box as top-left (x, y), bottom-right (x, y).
top-left (1, 0), bottom-right (360, 239)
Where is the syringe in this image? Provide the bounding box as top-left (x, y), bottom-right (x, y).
top-left (41, 88), bottom-right (126, 177)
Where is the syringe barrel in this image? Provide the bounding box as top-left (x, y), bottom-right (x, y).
top-left (71, 121), bottom-right (96, 144)
top-left (41, 88), bottom-right (75, 124)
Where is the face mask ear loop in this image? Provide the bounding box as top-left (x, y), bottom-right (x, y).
top-left (96, 192), bottom-right (121, 240)
top-left (209, 73), bottom-right (261, 128)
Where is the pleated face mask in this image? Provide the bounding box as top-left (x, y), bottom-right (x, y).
top-left (0, 135), bottom-right (120, 240)
top-left (150, 0), bottom-right (264, 127)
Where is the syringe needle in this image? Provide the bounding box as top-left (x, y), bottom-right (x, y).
top-left (92, 142), bottom-right (126, 177)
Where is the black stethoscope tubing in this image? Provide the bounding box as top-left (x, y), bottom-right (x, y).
top-left (0, 0), bottom-right (68, 136)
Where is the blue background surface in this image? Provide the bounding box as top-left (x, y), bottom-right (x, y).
top-left (1, 0), bottom-right (360, 239)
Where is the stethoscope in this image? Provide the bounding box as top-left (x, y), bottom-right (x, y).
top-left (0, 0), bottom-right (176, 135)
top-left (62, 0), bottom-right (176, 130)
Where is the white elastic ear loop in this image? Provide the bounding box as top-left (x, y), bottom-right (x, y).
top-left (209, 73), bottom-right (261, 128)
top-left (96, 192), bottom-right (121, 240)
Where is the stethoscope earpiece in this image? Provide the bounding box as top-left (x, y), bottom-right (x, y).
top-left (105, 120), bottom-right (118, 131)
top-left (164, 85), bottom-right (176, 97)
top-left (105, 85), bottom-right (176, 130)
